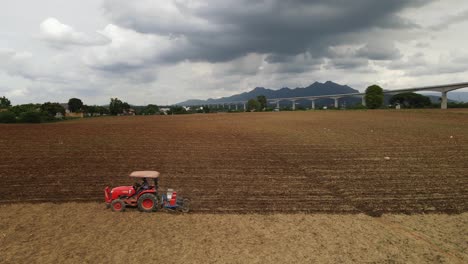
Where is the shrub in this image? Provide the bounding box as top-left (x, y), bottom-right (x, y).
top-left (390, 92), bottom-right (431, 108)
top-left (19, 111), bottom-right (42, 123)
top-left (0, 111), bottom-right (16, 123)
top-left (9, 104), bottom-right (40, 116)
top-left (350, 104), bottom-right (367, 110)
top-left (447, 102), bottom-right (468, 108)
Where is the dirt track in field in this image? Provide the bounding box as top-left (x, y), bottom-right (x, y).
top-left (1, 203), bottom-right (467, 264)
top-left (1, 110), bottom-right (467, 215)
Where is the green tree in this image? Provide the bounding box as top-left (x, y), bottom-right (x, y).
top-left (40, 102), bottom-right (65, 117)
top-left (257, 95), bottom-right (267, 111)
top-left (83, 105), bottom-right (109, 116)
top-left (122, 102), bottom-right (131, 112)
top-left (82, 105), bottom-right (93, 115)
top-left (109, 98), bottom-right (126, 115)
top-left (203, 105), bottom-right (211, 113)
top-left (247, 99), bottom-right (260, 111)
top-left (365, 85), bottom-right (384, 109)
top-left (68, 98), bottom-right (83, 112)
top-left (0, 96), bottom-right (11, 108)
top-left (81, 104), bottom-right (90, 114)
top-left (98, 106), bottom-right (110, 115)
top-left (0, 111), bottom-right (16, 123)
top-left (390, 92), bottom-right (431, 108)
top-left (141, 104), bottom-right (160, 115)
top-left (168, 105), bottom-right (187, 115)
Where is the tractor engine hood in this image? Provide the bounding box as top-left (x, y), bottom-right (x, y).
top-left (111, 186), bottom-right (135, 199)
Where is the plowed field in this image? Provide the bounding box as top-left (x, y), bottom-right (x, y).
top-left (1, 110), bottom-right (467, 215)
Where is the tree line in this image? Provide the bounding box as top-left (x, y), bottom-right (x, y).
top-left (0, 97), bottom-right (164, 123)
top-left (2, 87), bottom-right (466, 123)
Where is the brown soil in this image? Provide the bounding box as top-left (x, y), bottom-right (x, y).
top-left (0, 203), bottom-right (466, 264)
top-left (0, 110), bottom-right (467, 215)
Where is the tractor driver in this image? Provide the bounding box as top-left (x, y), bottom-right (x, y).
top-left (141, 178), bottom-right (150, 191)
top-left (134, 178), bottom-right (150, 194)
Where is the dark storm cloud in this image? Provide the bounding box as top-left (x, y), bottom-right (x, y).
top-left (325, 57), bottom-right (369, 70)
top-left (264, 53), bottom-right (324, 73)
top-left (102, 0), bottom-right (432, 64)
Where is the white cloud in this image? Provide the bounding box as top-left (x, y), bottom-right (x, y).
top-left (40, 17), bottom-right (109, 47)
top-left (429, 9), bottom-right (468, 30)
top-left (83, 24), bottom-right (191, 72)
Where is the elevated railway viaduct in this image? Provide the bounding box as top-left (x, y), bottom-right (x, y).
top-left (206, 82), bottom-right (468, 110)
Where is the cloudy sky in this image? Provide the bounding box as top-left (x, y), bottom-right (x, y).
top-left (1, 0), bottom-right (468, 105)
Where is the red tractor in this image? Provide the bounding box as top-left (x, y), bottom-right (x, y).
top-left (104, 171), bottom-right (190, 213)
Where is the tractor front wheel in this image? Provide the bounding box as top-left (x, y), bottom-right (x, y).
top-left (111, 199), bottom-right (126, 212)
top-left (138, 194), bottom-right (159, 213)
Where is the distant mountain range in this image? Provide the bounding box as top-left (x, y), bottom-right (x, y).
top-left (177, 81), bottom-right (468, 107)
top-left (178, 81), bottom-right (360, 106)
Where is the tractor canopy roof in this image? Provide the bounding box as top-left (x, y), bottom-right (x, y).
top-left (129, 171), bottom-right (160, 178)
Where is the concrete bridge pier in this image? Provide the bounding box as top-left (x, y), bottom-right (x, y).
top-left (361, 96), bottom-right (366, 107)
top-left (441, 91), bottom-right (448, 109)
top-left (235, 104), bottom-right (238, 111)
top-left (332, 97), bottom-right (340, 108)
top-left (228, 104), bottom-right (231, 110)
top-left (291, 100), bottom-right (296, 110)
top-left (276, 101), bottom-right (280, 110)
top-left (243, 102), bottom-right (246, 111)
top-left (310, 99), bottom-right (316, 109)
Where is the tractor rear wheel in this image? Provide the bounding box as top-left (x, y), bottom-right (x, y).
top-left (180, 198), bottom-right (190, 213)
top-left (111, 199), bottom-right (126, 212)
top-left (138, 193), bottom-right (158, 213)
